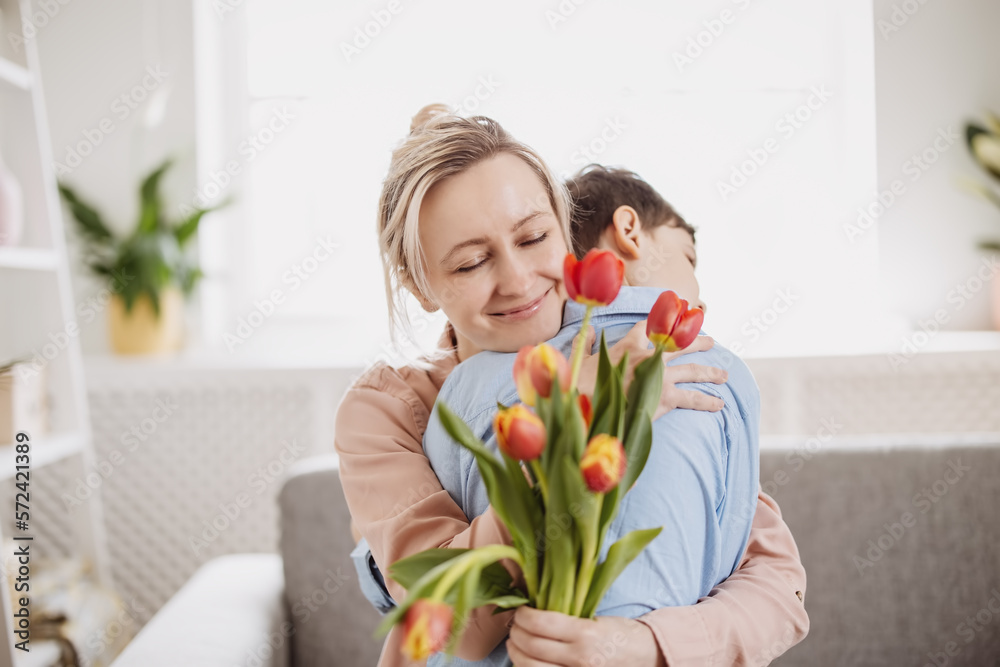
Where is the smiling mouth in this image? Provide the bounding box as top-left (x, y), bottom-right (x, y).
top-left (490, 288), bottom-right (550, 316)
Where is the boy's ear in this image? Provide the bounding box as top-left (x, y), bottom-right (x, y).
top-left (401, 272), bottom-right (439, 313)
top-left (608, 205), bottom-right (642, 261)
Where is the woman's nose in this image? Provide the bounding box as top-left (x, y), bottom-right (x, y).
top-left (496, 255), bottom-right (534, 295)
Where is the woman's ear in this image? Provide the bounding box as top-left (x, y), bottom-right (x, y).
top-left (610, 205), bottom-right (642, 261)
top-left (401, 273), bottom-right (439, 313)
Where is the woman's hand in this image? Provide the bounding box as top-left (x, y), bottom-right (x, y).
top-left (506, 606), bottom-right (665, 667)
top-left (572, 322), bottom-right (727, 421)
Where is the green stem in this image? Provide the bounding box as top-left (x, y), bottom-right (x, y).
top-left (529, 459), bottom-right (549, 501)
top-left (430, 545), bottom-right (525, 601)
top-left (570, 494), bottom-right (601, 616)
top-left (537, 553), bottom-right (551, 608)
top-left (569, 305), bottom-right (594, 392)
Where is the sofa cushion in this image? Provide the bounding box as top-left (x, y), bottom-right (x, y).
top-left (762, 443), bottom-right (1000, 666)
top-left (279, 455), bottom-right (385, 667)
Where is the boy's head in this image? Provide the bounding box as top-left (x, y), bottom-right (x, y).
top-left (566, 165), bottom-right (705, 312)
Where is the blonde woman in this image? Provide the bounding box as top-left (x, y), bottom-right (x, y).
top-left (335, 106), bottom-right (808, 666)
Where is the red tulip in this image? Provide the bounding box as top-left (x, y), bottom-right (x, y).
top-left (564, 250), bottom-right (625, 307)
top-left (578, 394), bottom-right (593, 430)
top-left (513, 344), bottom-right (571, 407)
top-left (402, 599), bottom-right (453, 660)
top-left (580, 434), bottom-right (626, 493)
top-left (646, 290), bottom-right (704, 352)
top-left (494, 404), bottom-right (547, 461)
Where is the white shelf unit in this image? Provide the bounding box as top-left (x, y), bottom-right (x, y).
top-left (0, 1), bottom-right (111, 665)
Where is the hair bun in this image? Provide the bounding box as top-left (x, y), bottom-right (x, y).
top-left (409, 103), bottom-right (452, 133)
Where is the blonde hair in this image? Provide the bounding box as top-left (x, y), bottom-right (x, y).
top-left (377, 104), bottom-right (574, 352)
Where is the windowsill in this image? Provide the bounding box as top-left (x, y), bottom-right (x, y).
top-left (741, 329), bottom-right (1000, 362)
top-left (80, 326), bottom-right (1000, 372)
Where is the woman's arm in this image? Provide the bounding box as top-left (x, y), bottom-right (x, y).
top-left (506, 490), bottom-right (809, 666)
top-left (635, 489), bottom-right (808, 665)
top-left (334, 365), bottom-right (519, 662)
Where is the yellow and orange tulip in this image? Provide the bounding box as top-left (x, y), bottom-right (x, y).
top-left (494, 404), bottom-right (547, 461)
top-left (402, 599), bottom-right (453, 661)
top-left (513, 343), bottom-right (571, 407)
top-left (580, 433), bottom-right (626, 493)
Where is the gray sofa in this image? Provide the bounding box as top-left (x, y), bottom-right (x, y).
top-left (111, 444), bottom-right (1000, 666)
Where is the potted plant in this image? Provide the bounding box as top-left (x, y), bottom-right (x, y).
top-left (58, 159), bottom-right (226, 355)
top-left (964, 113), bottom-right (1000, 330)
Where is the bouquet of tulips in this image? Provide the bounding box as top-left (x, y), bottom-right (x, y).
top-left (377, 249), bottom-right (706, 662)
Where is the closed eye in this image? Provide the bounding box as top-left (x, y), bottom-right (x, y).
top-left (454, 232), bottom-right (549, 274)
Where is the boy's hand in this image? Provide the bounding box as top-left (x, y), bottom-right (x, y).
top-left (655, 332), bottom-right (727, 420)
top-left (572, 322), bottom-right (726, 421)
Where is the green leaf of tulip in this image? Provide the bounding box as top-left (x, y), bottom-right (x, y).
top-left (579, 526), bottom-right (663, 619)
top-left (388, 548), bottom-right (471, 591)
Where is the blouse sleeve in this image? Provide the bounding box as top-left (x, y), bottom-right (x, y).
top-left (636, 489), bottom-right (809, 665)
top-left (334, 366), bottom-right (520, 663)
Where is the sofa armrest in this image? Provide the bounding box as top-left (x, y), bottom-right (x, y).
top-left (279, 455), bottom-right (385, 667)
top-left (111, 554), bottom-right (288, 667)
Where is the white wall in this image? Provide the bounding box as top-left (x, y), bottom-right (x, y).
top-left (32, 0), bottom-right (197, 355)
top-left (873, 0), bottom-right (1000, 331)
top-left (30, 0), bottom-right (1000, 362)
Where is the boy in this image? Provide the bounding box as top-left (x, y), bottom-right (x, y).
top-left (357, 166), bottom-right (791, 666)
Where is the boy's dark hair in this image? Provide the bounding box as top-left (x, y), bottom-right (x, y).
top-left (566, 165), bottom-right (696, 259)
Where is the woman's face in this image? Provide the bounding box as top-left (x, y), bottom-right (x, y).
top-left (416, 153), bottom-right (569, 360)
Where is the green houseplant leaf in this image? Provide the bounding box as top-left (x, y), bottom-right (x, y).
top-left (58, 183), bottom-right (114, 244)
top-left (58, 157), bottom-right (232, 320)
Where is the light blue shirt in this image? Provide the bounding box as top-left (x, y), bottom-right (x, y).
top-left (351, 286), bottom-right (760, 666)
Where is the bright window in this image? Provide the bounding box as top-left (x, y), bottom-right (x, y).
top-left (201, 0), bottom-right (880, 364)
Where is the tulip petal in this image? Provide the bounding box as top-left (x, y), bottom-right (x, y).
top-left (513, 346), bottom-right (537, 406)
top-left (564, 253), bottom-right (582, 302)
top-left (579, 250), bottom-right (625, 306)
top-left (495, 404), bottom-right (546, 461)
top-left (671, 308), bottom-right (705, 351)
top-left (647, 291), bottom-right (684, 341)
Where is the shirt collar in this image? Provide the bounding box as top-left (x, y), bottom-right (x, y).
top-left (561, 285), bottom-right (669, 329)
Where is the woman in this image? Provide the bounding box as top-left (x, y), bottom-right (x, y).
top-left (335, 106), bottom-right (808, 666)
